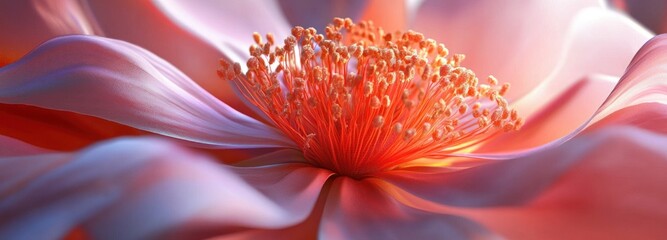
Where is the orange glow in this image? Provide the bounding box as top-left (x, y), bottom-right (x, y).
top-left (219, 18), bottom-right (521, 177)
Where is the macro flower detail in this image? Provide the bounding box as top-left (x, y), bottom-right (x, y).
top-left (2, 1), bottom-right (667, 240)
top-left (220, 19), bottom-right (522, 177)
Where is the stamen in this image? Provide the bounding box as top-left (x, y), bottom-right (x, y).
top-left (219, 18), bottom-right (523, 177)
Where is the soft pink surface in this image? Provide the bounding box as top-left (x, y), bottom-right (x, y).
top-left (0, 35), bottom-right (294, 149)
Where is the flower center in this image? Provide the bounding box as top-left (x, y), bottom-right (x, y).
top-left (219, 18), bottom-right (522, 178)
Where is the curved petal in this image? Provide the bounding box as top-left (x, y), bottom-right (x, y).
top-left (593, 33), bottom-right (667, 120)
top-left (0, 135), bottom-right (54, 157)
top-left (83, 0), bottom-right (255, 111)
top-left (0, 1), bottom-right (258, 115)
top-left (0, 0), bottom-right (98, 63)
top-left (379, 126), bottom-right (667, 239)
top-left (512, 7), bottom-right (650, 114)
top-left (411, 0), bottom-right (650, 100)
top-left (233, 149), bottom-right (309, 167)
top-left (0, 103), bottom-right (148, 151)
top-left (473, 30), bottom-right (667, 155)
top-left (153, 0), bottom-right (291, 65)
top-left (228, 163), bottom-right (333, 227)
top-left (584, 102), bottom-right (667, 134)
top-left (0, 136), bottom-right (329, 239)
top-left (477, 74), bottom-right (616, 152)
top-left (277, 0), bottom-right (369, 31)
top-left (318, 177), bottom-right (499, 240)
top-left (0, 35), bottom-right (294, 149)
top-left (277, 0), bottom-right (407, 32)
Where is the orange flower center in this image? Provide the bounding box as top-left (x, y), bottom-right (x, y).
top-left (219, 18), bottom-right (522, 178)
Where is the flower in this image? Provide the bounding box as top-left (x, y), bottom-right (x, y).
top-left (2, 1), bottom-right (667, 239)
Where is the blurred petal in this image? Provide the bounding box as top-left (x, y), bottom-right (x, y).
top-left (233, 149), bottom-right (309, 167)
top-left (593, 34), bottom-right (667, 120)
top-left (411, 1), bottom-right (650, 100)
top-left (0, 0), bottom-right (98, 62)
top-left (584, 102), bottom-right (667, 134)
top-left (0, 135), bottom-right (54, 157)
top-left (476, 32), bottom-right (667, 154)
top-left (512, 7), bottom-right (650, 113)
top-left (278, 0), bottom-right (369, 31)
top-left (358, 0), bottom-right (407, 32)
top-left (153, 0), bottom-right (290, 65)
top-left (0, 137), bottom-right (329, 239)
top-left (0, 103), bottom-right (147, 151)
top-left (379, 126), bottom-right (667, 239)
top-left (478, 74), bottom-right (616, 152)
top-left (83, 0), bottom-right (244, 108)
top-left (278, 0), bottom-right (407, 32)
top-left (229, 163), bottom-right (333, 226)
top-left (0, 35), bottom-right (294, 149)
top-left (0, 1), bottom-right (257, 114)
top-left (318, 177), bottom-right (498, 240)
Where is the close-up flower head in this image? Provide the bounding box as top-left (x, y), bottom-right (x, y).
top-left (2, 0), bottom-right (667, 239)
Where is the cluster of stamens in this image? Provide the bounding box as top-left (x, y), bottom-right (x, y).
top-left (219, 18), bottom-right (523, 177)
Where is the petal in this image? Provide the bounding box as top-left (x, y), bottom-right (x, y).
top-left (357, 0), bottom-right (408, 32)
top-left (228, 163), bottom-right (333, 228)
top-left (0, 0), bottom-right (98, 62)
top-left (277, 0), bottom-right (369, 31)
top-left (0, 135), bottom-right (53, 157)
top-left (277, 0), bottom-right (407, 32)
top-left (0, 1), bottom-right (256, 115)
top-left (0, 136), bottom-right (329, 239)
top-left (233, 149), bottom-right (309, 167)
top-left (411, 1), bottom-right (651, 100)
top-left (477, 74), bottom-right (616, 152)
top-left (512, 7), bottom-right (650, 115)
top-left (593, 33), bottom-right (667, 120)
top-left (318, 177), bottom-right (498, 240)
top-left (83, 0), bottom-right (254, 112)
top-left (0, 35), bottom-right (294, 149)
top-left (379, 126), bottom-right (667, 239)
top-left (153, 0), bottom-right (291, 64)
top-left (476, 22), bottom-right (665, 154)
top-left (584, 102), bottom-right (667, 134)
top-left (0, 103), bottom-right (146, 151)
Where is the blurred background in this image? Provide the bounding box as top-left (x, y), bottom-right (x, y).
top-left (610, 0), bottom-right (667, 33)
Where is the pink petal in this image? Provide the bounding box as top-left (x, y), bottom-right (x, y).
top-left (377, 126), bottom-right (667, 239)
top-left (277, 0), bottom-right (408, 32)
top-left (475, 28), bottom-right (667, 155)
top-left (0, 135), bottom-right (54, 157)
top-left (0, 136), bottom-right (330, 239)
top-left (277, 0), bottom-right (369, 30)
top-left (593, 34), bottom-right (667, 120)
top-left (477, 74), bottom-right (616, 152)
top-left (0, 1), bottom-right (257, 115)
top-left (318, 177), bottom-right (498, 240)
top-left (411, 1), bottom-right (650, 100)
top-left (357, 0), bottom-right (409, 32)
top-left (233, 149), bottom-right (309, 167)
top-left (0, 1), bottom-right (96, 62)
top-left (228, 163), bottom-right (334, 227)
top-left (512, 7), bottom-right (650, 115)
top-left (0, 103), bottom-right (148, 151)
top-left (153, 0), bottom-right (291, 64)
top-left (584, 102), bottom-right (667, 134)
top-left (0, 35), bottom-right (294, 149)
top-left (83, 0), bottom-right (254, 111)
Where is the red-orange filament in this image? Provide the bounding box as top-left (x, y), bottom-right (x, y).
top-left (219, 18), bottom-right (523, 177)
